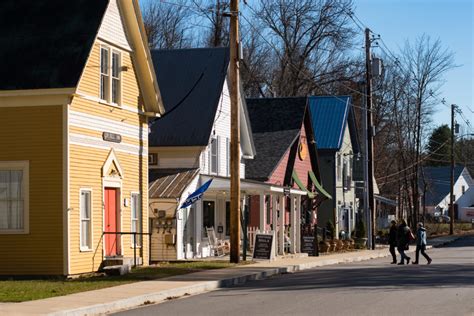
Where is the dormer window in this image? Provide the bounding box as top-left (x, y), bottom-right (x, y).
top-left (100, 45), bottom-right (121, 105)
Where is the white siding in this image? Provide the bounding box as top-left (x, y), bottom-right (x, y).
top-left (97, 0), bottom-right (132, 51)
top-left (437, 169), bottom-right (473, 210)
top-left (198, 79), bottom-right (246, 179)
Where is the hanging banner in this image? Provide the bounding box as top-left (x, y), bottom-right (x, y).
top-left (180, 178), bottom-right (213, 209)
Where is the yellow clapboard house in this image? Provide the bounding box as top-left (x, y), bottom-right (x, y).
top-left (0, 0), bottom-right (164, 276)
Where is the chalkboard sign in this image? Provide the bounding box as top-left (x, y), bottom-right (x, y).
top-left (252, 233), bottom-right (274, 260)
top-left (302, 236), bottom-right (315, 256)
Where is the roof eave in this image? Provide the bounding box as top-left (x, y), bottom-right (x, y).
top-left (118, 0), bottom-right (165, 115)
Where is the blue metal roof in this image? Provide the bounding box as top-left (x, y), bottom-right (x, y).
top-left (308, 96), bottom-right (351, 150)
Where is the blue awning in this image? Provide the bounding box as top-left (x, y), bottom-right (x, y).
top-left (180, 178), bottom-right (213, 209)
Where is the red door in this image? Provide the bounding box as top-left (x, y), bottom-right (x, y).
top-left (105, 188), bottom-right (119, 256)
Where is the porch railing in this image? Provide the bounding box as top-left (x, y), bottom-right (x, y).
top-left (101, 231), bottom-right (151, 268)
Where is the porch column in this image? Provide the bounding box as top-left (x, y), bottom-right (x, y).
top-left (296, 195), bottom-right (301, 252)
top-left (279, 196), bottom-right (286, 255)
top-left (290, 196), bottom-right (296, 254)
top-left (272, 194), bottom-right (278, 256)
top-left (259, 194), bottom-right (265, 231)
top-left (195, 201), bottom-right (202, 258)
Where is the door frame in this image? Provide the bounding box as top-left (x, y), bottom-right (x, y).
top-left (103, 179), bottom-right (122, 257)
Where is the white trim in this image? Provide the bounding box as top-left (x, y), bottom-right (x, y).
top-left (0, 88), bottom-right (75, 97)
top-left (130, 191), bottom-right (141, 248)
top-left (102, 149), bottom-right (125, 179)
top-left (0, 161), bottom-right (30, 234)
top-left (63, 104), bottom-right (70, 275)
top-left (69, 110), bottom-right (146, 140)
top-left (79, 188), bottom-right (94, 252)
top-left (97, 37), bottom-right (133, 54)
top-left (70, 133), bottom-right (147, 156)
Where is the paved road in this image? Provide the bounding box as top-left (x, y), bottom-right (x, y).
top-left (114, 236), bottom-right (474, 316)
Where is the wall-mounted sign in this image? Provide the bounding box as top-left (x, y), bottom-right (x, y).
top-left (103, 132), bottom-right (122, 143)
top-left (283, 187), bottom-right (291, 197)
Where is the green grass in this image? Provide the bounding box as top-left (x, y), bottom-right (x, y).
top-left (0, 261), bottom-right (237, 302)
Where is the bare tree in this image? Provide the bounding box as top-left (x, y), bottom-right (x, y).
top-left (193, 0), bottom-right (230, 47)
top-left (142, 1), bottom-right (193, 49)
top-left (250, 0), bottom-right (357, 97)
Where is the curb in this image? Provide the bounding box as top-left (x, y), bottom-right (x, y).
top-left (49, 237), bottom-right (459, 316)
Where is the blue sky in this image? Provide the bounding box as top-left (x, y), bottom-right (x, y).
top-left (140, 0), bottom-right (473, 132)
top-left (354, 0), bottom-right (473, 132)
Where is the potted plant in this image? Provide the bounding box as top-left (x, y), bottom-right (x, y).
top-left (354, 219), bottom-right (368, 248)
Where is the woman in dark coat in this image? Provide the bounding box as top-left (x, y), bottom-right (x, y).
top-left (397, 219), bottom-right (411, 265)
top-left (389, 220), bottom-right (398, 264)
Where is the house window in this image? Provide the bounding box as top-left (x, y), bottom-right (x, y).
top-left (111, 51), bottom-right (121, 104)
top-left (131, 193), bottom-right (142, 247)
top-left (210, 138), bottom-right (218, 174)
top-left (462, 186), bottom-right (465, 195)
top-left (148, 153), bottom-right (158, 166)
top-left (0, 161), bottom-right (29, 233)
top-left (80, 190), bottom-right (92, 250)
top-left (203, 201), bottom-right (215, 231)
top-left (100, 47), bottom-right (110, 101)
top-left (100, 46), bottom-right (121, 105)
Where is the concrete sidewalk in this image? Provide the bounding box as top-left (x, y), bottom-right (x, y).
top-left (0, 235), bottom-right (460, 316)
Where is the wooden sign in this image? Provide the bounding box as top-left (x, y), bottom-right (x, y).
top-left (301, 236), bottom-right (316, 256)
top-left (103, 132), bottom-right (122, 143)
top-left (252, 233), bottom-right (275, 260)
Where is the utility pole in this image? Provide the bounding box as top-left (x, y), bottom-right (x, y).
top-left (364, 28), bottom-right (375, 250)
top-left (229, 0), bottom-right (241, 263)
top-left (449, 104), bottom-right (455, 235)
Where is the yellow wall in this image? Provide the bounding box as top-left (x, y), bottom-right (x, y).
top-left (68, 41), bottom-right (149, 275)
top-left (0, 106), bottom-right (64, 275)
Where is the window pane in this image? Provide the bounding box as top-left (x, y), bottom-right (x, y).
top-left (100, 75), bottom-right (108, 100)
top-left (80, 191), bottom-right (91, 249)
top-left (112, 53), bottom-right (119, 77)
top-left (0, 171), bottom-right (8, 200)
top-left (80, 192), bottom-right (90, 219)
top-left (100, 48), bottom-right (109, 75)
top-left (81, 220), bottom-right (91, 248)
top-left (112, 78), bottom-right (119, 104)
top-left (0, 201), bottom-right (7, 229)
top-left (9, 171), bottom-right (22, 199)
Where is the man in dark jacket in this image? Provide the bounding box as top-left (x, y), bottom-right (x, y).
top-left (412, 222), bottom-right (432, 264)
top-left (389, 220), bottom-right (398, 264)
top-left (397, 219), bottom-right (411, 265)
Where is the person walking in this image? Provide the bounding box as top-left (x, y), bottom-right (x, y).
top-left (412, 222), bottom-right (432, 265)
top-left (389, 220), bottom-right (398, 264)
top-left (396, 219), bottom-right (411, 265)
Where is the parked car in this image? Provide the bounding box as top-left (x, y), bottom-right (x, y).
top-left (434, 215), bottom-right (451, 223)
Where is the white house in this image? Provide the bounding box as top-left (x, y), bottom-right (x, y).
top-left (421, 165), bottom-right (473, 218)
top-left (147, 48), bottom-right (305, 260)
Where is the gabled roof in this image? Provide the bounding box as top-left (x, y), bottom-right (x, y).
top-left (149, 168), bottom-right (199, 199)
top-left (149, 47), bottom-right (230, 147)
top-left (308, 96), bottom-right (360, 152)
top-left (0, 0), bottom-right (164, 114)
top-left (245, 97), bottom-right (307, 181)
top-left (0, 0), bottom-right (109, 90)
top-left (420, 165), bottom-right (466, 206)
